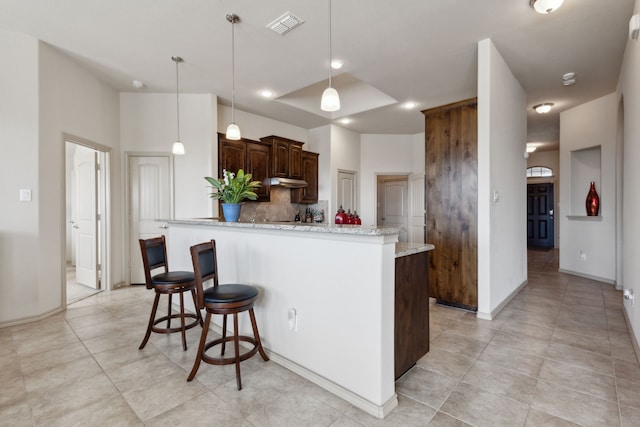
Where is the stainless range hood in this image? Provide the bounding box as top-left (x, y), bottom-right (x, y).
top-left (263, 177), bottom-right (308, 188)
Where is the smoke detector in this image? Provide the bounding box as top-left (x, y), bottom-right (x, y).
top-left (267, 12), bottom-right (305, 36)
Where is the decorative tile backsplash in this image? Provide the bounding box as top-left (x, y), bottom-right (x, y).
top-left (236, 187), bottom-right (327, 223)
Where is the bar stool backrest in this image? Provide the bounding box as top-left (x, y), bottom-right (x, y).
top-left (139, 236), bottom-right (169, 289)
top-left (190, 240), bottom-right (220, 309)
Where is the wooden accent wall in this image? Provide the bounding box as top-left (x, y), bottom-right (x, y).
top-left (423, 98), bottom-right (478, 310)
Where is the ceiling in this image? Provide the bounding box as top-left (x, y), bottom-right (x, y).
top-left (0, 0), bottom-right (634, 151)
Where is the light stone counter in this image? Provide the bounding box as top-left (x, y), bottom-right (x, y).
top-left (167, 218), bottom-right (400, 236)
top-left (395, 242), bottom-right (435, 258)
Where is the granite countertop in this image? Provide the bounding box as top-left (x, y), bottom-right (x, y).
top-left (167, 218), bottom-right (400, 236)
top-left (395, 242), bottom-right (435, 258)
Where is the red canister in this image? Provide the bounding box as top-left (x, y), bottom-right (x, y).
top-left (335, 205), bottom-right (347, 224)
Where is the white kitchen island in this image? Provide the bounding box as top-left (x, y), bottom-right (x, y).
top-left (166, 219), bottom-right (400, 418)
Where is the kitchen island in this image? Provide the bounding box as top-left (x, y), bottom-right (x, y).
top-left (166, 219), bottom-right (433, 418)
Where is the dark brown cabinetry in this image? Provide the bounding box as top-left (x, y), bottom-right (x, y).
top-left (291, 151), bottom-right (319, 204)
top-left (395, 251), bottom-right (430, 379)
top-left (218, 133), bottom-right (271, 202)
top-left (246, 141), bottom-right (271, 201)
top-left (260, 135), bottom-right (304, 179)
top-left (422, 99), bottom-right (477, 310)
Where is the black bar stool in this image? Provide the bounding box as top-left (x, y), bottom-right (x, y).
top-left (188, 239), bottom-right (269, 389)
top-left (138, 236), bottom-right (202, 351)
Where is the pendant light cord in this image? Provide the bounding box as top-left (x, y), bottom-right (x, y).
top-left (328, 0), bottom-right (332, 88)
top-left (231, 15), bottom-right (236, 124)
top-left (175, 58), bottom-right (180, 141)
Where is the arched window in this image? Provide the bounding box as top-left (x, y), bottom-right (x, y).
top-left (526, 166), bottom-right (553, 177)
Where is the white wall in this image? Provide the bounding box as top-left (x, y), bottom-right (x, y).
top-left (120, 93), bottom-right (215, 219)
top-left (39, 42), bottom-right (122, 310)
top-left (307, 125), bottom-right (331, 204)
top-left (527, 150), bottom-right (560, 248)
top-left (330, 126), bottom-right (361, 220)
top-left (0, 30), bottom-right (40, 323)
top-left (559, 93), bottom-right (617, 282)
top-left (477, 39), bottom-right (528, 318)
top-left (618, 0), bottom-right (640, 354)
top-left (0, 35), bottom-right (122, 324)
top-left (218, 105), bottom-right (307, 144)
top-left (360, 133), bottom-right (423, 225)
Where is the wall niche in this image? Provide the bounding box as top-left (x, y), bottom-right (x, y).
top-left (569, 145), bottom-right (601, 218)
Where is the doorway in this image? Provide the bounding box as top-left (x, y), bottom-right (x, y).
top-left (65, 138), bottom-right (109, 304)
top-left (527, 183), bottom-right (554, 248)
top-left (376, 175), bottom-right (409, 242)
top-left (127, 154), bottom-right (173, 285)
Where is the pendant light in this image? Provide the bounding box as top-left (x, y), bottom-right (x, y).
top-left (226, 14), bottom-right (241, 140)
top-left (321, 0), bottom-right (340, 112)
top-left (171, 56), bottom-right (185, 155)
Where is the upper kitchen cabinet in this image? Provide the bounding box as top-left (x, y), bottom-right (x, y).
top-left (260, 135), bottom-right (304, 179)
top-left (291, 151), bottom-right (319, 204)
top-left (218, 135), bottom-right (245, 174)
top-left (218, 133), bottom-right (271, 202)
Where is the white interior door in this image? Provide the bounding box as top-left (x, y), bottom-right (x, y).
top-left (74, 146), bottom-right (98, 288)
top-left (381, 179), bottom-right (408, 242)
top-left (130, 156), bottom-right (171, 284)
top-left (337, 170), bottom-right (357, 213)
top-left (408, 173), bottom-right (426, 243)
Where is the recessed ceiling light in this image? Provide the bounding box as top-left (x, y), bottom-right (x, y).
top-left (132, 80), bottom-right (144, 89)
top-left (331, 59), bottom-right (344, 70)
top-left (402, 101), bottom-right (418, 109)
top-left (339, 118), bottom-right (352, 124)
top-left (259, 89), bottom-right (274, 98)
top-left (530, 0), bottom-right (564, 14)
top-left (533, 103), bottom-right (554, 114)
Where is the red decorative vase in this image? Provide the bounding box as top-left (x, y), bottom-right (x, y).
top-left (586, 181), bottom-right (600, 216)
top-left (335, 205), bottom-right (347, 224)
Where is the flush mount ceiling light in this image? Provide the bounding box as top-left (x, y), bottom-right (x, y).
top-left (534, 103), bottom-right (554, 114)
top-left (530, 0), bottom-right (564, 14)
top-left (132, 80), bottom-right (144, 89)
top-left (562, 72), bottom-right (576, 86)
top-left (267, 11), bottom-right (304, 36)
top-left (321, 0), bottom-right (340, 112)
top-left (226, 14), bottom-right (241, 140)
top-left (402, 101), bottom-right (418, 109)
top-left (339, 118), bottom-right (352, 124)
top-left (171, 56), bottom-right (185, 155)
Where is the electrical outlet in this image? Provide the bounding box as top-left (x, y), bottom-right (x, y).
top-left (580, 251), bottom-right (587, 261)
top-left (288, 308), bottom-right (297, 331)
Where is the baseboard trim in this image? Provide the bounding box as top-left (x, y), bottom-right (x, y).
top-left (477, 279), bottom-right (528, 320)
top-left (558, 268), bottom-right (616, 285)
top-left (622, 307), bottom-right (640, 365)
top-left (205, 320), bottom-right (397, 418)
top-left (268, 351), bottom-right (398, 419)
top-left (0, 306), bottom-right (64, 329)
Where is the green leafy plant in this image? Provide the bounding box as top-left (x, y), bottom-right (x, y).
top-left (205, 169), bottom-right (261, 204)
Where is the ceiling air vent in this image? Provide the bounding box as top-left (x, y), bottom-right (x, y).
top-left (267, 12), bottom-right (304, 36)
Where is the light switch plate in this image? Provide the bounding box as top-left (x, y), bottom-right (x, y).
top-left (19, 189), bottom-right (32, 201)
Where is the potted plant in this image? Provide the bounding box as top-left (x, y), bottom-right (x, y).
top-left (205, 169), bottom-right (261, 222)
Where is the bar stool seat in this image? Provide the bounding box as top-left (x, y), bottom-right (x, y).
top-left (139, 236), bottom-right (203, 351)
top-left (188, 240), bottom-right (269, 389)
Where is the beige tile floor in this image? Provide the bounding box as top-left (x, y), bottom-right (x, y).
top-left (1, 249), bottom-right (639, 426)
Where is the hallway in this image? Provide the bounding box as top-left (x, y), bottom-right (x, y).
top-left (1, 250), bottom-right (638, 426)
